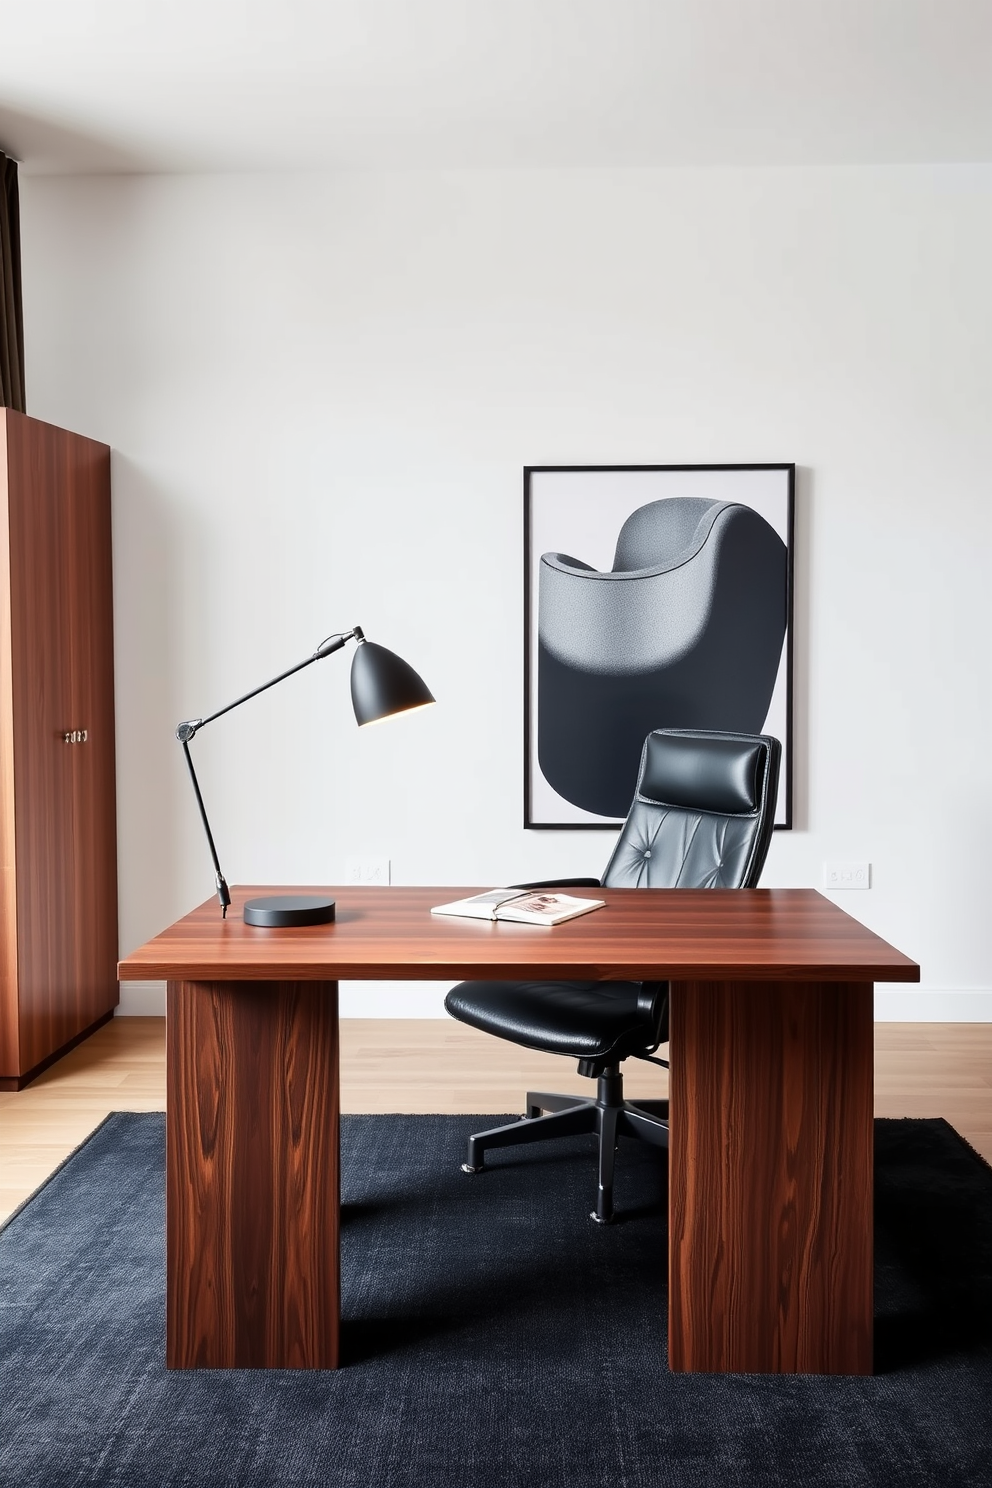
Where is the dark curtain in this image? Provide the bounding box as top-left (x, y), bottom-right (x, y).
top-left (0, 150), bottom-right (25, 413)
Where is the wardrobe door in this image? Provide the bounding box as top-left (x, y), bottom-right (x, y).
top-left (0, 416), bottom-right (18, 1073)
top-left (65, 433), bottom-right (118, 1029)
top-left (1, 413), bottom-right (117, 1080)
top-left (4, 413), bottom-right (79, 1073)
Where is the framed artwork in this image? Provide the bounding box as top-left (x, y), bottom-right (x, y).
top-left (524, 464), bottom-right (794, 829)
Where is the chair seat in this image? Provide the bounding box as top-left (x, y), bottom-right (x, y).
top-left (444, 980), bottom-right (653, 1063)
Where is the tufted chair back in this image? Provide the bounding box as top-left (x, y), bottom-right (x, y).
top-left (600, 729), bottom-right (781, 891)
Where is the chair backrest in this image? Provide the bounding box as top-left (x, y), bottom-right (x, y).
top-left (600, 729), bottom-right (781, 890)
top-left (611, 496), bottom-right (725, 573)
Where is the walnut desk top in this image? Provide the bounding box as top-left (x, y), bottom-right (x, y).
top-left (119, 884), bottom-right (920, 986)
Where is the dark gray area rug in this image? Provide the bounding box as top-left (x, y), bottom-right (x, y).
top-left (1, 1112), bottom-right (990, 1488)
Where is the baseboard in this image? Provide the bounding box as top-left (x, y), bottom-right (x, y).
top-left (874, 988), bottom-right (992, 1021)
top-left (338, 983), bottom-right (452, 1017)
top-left (116, 982), bottom-right (168, 1016)
top-left (116, 980), bottom-right (992, 1022)
top-left (116, 980), bottom-right (453, 1018)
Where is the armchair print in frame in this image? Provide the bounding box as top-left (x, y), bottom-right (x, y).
top-left (524, 464), bottom-right (794, 829)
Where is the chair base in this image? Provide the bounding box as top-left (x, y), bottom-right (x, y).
top-left (462, 1066), bottom-right (669, 1224)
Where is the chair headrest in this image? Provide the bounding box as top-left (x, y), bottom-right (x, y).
top-left (637, 730), bottom-right (771, 815)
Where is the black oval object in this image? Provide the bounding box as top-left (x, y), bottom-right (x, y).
top-left (243, 894), bottom-right (336, 927)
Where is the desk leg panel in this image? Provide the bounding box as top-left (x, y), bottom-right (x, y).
top-left (166, 978), bottom-right (340, 1369)
top-left (668, 979), bottom-right (873, 1375)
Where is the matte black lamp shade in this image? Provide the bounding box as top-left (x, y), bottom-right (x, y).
top-left (350, 640), bottom-right (435, 725)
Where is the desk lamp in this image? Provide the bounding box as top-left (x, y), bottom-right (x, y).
top-left (176, 625), bottom-right (434, 926)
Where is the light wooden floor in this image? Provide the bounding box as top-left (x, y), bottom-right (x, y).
top-left (2, 1017), bottom-right (991, 1224)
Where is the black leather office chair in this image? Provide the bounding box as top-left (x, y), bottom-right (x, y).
top-left (445, 727), bottom-right (781, 1223)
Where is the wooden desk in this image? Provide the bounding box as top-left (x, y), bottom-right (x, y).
top-left (119, 885), bottom-right (919, 1375)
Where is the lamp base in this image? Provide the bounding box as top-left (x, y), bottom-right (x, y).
top-left (243, 894), bottom-right (336, 928)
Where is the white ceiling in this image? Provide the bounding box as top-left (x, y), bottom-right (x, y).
top-left (0, 0), bottom-right (990, 174)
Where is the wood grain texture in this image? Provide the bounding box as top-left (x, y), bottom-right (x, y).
top-left (6, 410), bottom-right (75, 1072)
top-left (120, 886), bottom-right (920, 986)
top-left (0, 415), bottom-right (17, 1072)
top-left (0, 410), bottom-right (118, 1079)
top-left (64, 421), bottom-right (118, 1046)
top-left (132, 892), bottom-right (916, 1376)
top-left (166, 978), bottom-right (340, 1369)
top-left (668, 979), bottom-right (875, 1374)
top-left (0, 1007), bottom-right (114, 1090)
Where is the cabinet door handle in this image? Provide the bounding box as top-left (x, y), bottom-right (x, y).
top-left (63, 730), bottom-right (88, 744)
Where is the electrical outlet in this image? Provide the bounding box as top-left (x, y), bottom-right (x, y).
top-left (345, 857), bottom-right (391, 887)
top-left (823, 861), bottom-right (871, 890)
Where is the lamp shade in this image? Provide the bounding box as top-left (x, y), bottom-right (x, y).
top-left (350, 639), bottom-right (435, 726)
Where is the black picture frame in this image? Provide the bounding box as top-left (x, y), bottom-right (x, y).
top-left (524, 464), bottom-right (795, 830)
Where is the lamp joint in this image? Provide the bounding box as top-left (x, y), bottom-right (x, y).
top-left (314, 627), bottom-right (362, 660)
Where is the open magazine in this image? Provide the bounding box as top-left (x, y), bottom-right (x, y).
top-left (430, 888), bottom-right (605, 926)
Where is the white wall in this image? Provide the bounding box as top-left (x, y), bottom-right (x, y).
top-left (17, 166), bottom-right (992, 1018)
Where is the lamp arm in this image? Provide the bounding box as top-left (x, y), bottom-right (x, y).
top-left (179, 737), bottom-right (232, 917)
top-left (175, 626), bottom-right (364, 916)
top-left (177, 627), bottom-right (363, 741)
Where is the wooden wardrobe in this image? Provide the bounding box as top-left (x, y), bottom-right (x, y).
top-left (0, 410), bottom-right (118, 1089)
